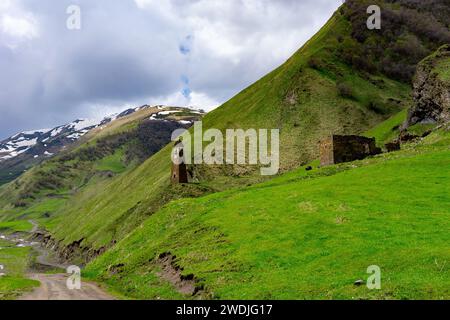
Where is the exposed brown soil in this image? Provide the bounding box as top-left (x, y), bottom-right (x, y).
top-left (156, 252), bottom-right (204, 296)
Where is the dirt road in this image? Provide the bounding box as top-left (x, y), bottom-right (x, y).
top-left (19, 274), bottom-right (114, 300)
top-left (17, 220), bottom-right (115, 300)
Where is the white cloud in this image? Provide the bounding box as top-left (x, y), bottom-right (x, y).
top-left (1, 14), bottom-right (39, 39)
top-left (0, 0), bottom-right (13, 12)
top-left (148, 90), bottom-right (220, 112)
top-left (134, 0), bottom-right (340, 64)
top-left (0, 0), bottom-right (341, 139)
top-left (189, 92), bottom-right (220, 111)
top-left (0, 0), bottom-right (39, 47)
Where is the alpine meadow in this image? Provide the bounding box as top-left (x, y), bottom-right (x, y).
top-left (0, 0), bottom-right (448, 304)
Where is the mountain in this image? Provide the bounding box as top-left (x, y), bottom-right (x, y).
top-left (0, 105), bottom-right (202, 185)
top-left (84, 45), bottom-right (450, 300)
top-left (2, 0), bottom-right (447, 258)
top-left (0, 0), bottom-right (449, 300)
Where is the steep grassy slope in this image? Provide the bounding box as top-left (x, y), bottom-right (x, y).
top-left (86, 126), bottom-right (450, 300)
top-left (36, 4), bottom-right (419, 252)
top-left (198, 9), bottom-right (411, 169)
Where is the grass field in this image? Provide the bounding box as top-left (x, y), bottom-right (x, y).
top-left (365, 109), bottom-right (407, 146)
top-left (86, 128), bottom-right (450, 300)
top-left (0, 227), bottom-right (39, 300)
top-left (0, 221), bottom-right (32, 234)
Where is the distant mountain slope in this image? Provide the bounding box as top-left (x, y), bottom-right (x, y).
top-left (0, 106), bottom-right (203, 217)
top-left (0, 105), bottom-right (201, 185)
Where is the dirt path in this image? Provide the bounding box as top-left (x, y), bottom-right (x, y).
top-left (19, 274), bottom-right (113, 300)
top-left (17, 220), bottom-right (115, 300)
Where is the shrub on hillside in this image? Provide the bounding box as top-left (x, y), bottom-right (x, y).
top-left (308, 57), bottom-right (324, 70)
top-left (131, 120), bottom-right (187, 162)
top-left (337, 82), bottom-right (354, 98)
top-left (342, 0), bottom-right (450, 83)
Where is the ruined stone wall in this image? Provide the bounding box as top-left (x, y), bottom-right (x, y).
top-left (320, 135), bottom-right (380, 166)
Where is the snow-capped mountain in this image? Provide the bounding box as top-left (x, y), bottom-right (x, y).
top-left (0, 105), bottom-right (163, 162)
top-left (1, 118), bottom-right (107, 162)
top-left (0, 105), bottom-right (203, 184)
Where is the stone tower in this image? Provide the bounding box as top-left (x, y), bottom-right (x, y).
top-left (171, 141), bottom-right (188, 184)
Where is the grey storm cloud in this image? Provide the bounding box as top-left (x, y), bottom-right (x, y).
top-left (0, 0), bottom-right (341, 139)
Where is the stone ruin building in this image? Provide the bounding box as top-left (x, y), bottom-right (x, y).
top-left (171, 141), bottom-right (188, 184)
top-left (319, 135), bottom-right (381, 167)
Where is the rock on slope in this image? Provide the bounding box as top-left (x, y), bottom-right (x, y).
top-left (406, 45), bottom-right (450, 127)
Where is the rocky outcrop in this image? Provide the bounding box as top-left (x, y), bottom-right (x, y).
top-left (405, 45), bottom-right (450, 127)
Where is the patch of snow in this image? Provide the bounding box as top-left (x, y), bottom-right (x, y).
top-left (50, 127), bottom-right (63, 137)
top-left (67, 132), bottom-right (83, 140)
top-left (14, 138), bottom-right (37, 148)
top-left (22, 129), bottom-right (51, 135)
top-left (69, 118), bottom-right (99, 131)
top-left (158, 110), bottom-right (183, 116)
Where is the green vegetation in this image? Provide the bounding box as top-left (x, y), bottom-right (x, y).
top-left (0, 221), bottom-right (32, 234)
top-left (0, 240), bottom-right (39, 299)
top-left (344, 0), bottom-right (450, 83)
top-left (365, 109), bottom-right (407, 146)
top-left (87, 128), bottom-right (450, 300)
top-left (94, 148), bottom-right (126, 174)
top-left (406, 123), bottom-right (436, 137)
top-left (436, 58), bottom-right (450, 83)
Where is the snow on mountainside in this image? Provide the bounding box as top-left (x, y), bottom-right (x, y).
top-left (0, 105), bottom-right (203, 185)
top-left (0, 118), bottom-right (106, 162)
top-left (0, 105), bottom-right (200, 163)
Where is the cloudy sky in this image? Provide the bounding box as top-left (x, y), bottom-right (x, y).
top-left (0, 0), bottom-right (341, 139)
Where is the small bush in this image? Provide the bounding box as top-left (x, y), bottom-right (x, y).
top-left (307, 57), bottom-right (324, 70)
top-left (13, 200), bottom-right (27, 208)
top-left (337, 82), bottom-right (354, 98)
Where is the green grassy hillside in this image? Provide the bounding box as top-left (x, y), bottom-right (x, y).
top-left (86, 126), bottom-right (450, 300)
top-left (29, 4), bottom-right (418, 252)
top-left (1, 0), bottom-right (449, 300)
